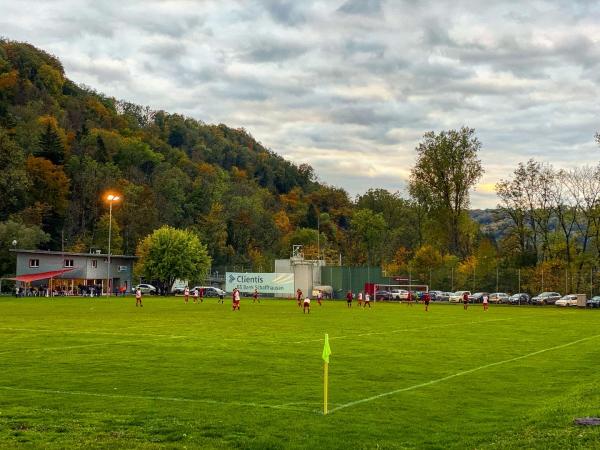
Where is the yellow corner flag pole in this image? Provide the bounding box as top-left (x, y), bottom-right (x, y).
top-left (322, 333), bottom-right (331, 415)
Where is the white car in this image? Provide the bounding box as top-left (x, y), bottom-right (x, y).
top-left (489, 292), bottom-right (510, 304)
top-left (555, 295), bottom-right (578, 307)
top-left (132, 284), bottom-right (157, 295)
top-left (449, 291), bottom-right (471, 303)
top-left (390, 289), bottom-right (409, 300)
top-left (190, 286), bottom-right (226, 297)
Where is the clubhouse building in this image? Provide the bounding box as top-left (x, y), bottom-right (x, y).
top-left (9, 249), bottom-right (136, 295)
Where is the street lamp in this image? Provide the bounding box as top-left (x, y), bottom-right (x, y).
top-left (105, 194), bottom-right (121, 296)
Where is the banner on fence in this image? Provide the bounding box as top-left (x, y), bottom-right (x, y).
top-left (226, 272), bottom-right (295, 294)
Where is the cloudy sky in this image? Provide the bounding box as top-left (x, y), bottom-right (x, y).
top-left (2, 0), bottom-right (600, 207)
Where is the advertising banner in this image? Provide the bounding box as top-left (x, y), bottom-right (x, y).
top-left (226, 272), bottom-right (294, 295)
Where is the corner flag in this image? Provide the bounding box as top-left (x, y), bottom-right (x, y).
top-left (322, 333), bottom-right (331, 363)
top-left (322, 333), bottom-right (331, 415)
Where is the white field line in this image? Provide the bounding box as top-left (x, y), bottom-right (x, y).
top-left (0, 318), bottom-right (516, 347)
top-left (293, 318), bottom-right (513, 344)
top-left (0, 385), bottom-right (310, 412)
top-left (0, 335), bottom-right (185, 355)
top-left (0, 326), bottom-right (184, 339)
top-left (328, 334), bottom-right (600, 414)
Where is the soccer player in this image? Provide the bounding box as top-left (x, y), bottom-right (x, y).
top-left (253, 288), bottom-right (260, 303)
top-left (184, 286), bottom-right (189, 304)
top-left (135, 287), bottom-right (143, 307)
top-left (364, 292), bottom-right (371, 308)
top-left (357, 291), bottom-right (363, 307)
top-left (218, 291), bottom-right (224, 304)
top-left (346, 290), bottom-right (353, 307)
top-left (303, 296), bottom-right (311, 314)
top-left (193, 287), bottom-right (199, 304)
top-left (463, 291), bottom-right (469, 310)
top-left (482, 293), bottom-right (489, 311)
top-left (423, 291), bottom-right (431, 312)
top-left (296, 288), bottom-right (303, 307)
top-left (407, 290), bottom-right (413, 307)
top-left (317, 290), bottom-right (323, 306)
top-left (232, 288), bottom-right (241, 311)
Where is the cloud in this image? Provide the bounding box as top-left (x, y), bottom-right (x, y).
top-left (2, 0), bottom-right (600, 208)
top-left (337, 0), bottom-right (383, 16)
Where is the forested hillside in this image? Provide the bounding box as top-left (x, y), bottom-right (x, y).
top-left (0, 40), bottom-right (409, 273)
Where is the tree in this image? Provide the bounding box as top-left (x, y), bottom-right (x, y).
top-left (0, 129), bottom-right (29, 219)
top-left (350, 209), bottom-right (387, 265)
top-left (0, 220), bottom-right (49, 277)
top-left (38, 122), bottom-right (65, 164)
top-left (135, 226), bottom-right (211, 289)
top-left (92, 213), bottom-right (123, 254)
top-left (409, 127), bottom-right (484, 255)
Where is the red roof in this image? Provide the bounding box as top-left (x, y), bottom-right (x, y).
top-left (8, 268), bottom-right (75, 283)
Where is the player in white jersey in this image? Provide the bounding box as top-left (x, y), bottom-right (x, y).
top-left (135, 288), bottom-right (143, 307)
top-left (364, 293), bottom-right (371, 308)
top-left (184, 286), bottom-right (190, 304)
top-left (303, 296), bottom-right (311, 314)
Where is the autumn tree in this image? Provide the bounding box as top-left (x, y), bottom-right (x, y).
top-left (409, 127), bottom-right (483, 255)
top-left (0, 129), bottom-right (29, 219)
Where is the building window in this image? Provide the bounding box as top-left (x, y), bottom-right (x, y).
top-left (29, 259), bottom-right (39, 268)
top-left (64, 259), bottom-right (74, 268)
top-left (91, 259), bottom-right (97, 268)
top-left (118, 265), bottom-right (128, 272)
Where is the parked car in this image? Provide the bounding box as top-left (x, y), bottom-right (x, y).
top-left (508, 293), bottom-right (530, 304)
top-left (555, 294), bottom-right (578, 307)
top-left (390, 289), bottom-right (409, 300)
top-left (132, 284), bottom-right (157, 295)
top-left (531, 292), bottom-right (561, 305)
top-left (428, 290), bottom-right (443, 301)
top-left (375, 290), bottom-right (392, 300)
top-left (586, 296), bottom-right (600, 308)
top-left (191, 286), bottom-right (226, 297)
top-left (469, 292), bottom-right (489, 303)
top-left (449, 291), bottom-right (471, 303)
top-left (436, 292), bottom-right (452, 302)
top-left (489, 292), bottom-right (510, 304)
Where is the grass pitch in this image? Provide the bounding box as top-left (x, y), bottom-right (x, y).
top-left (0, 297), bottom-right (599, 449)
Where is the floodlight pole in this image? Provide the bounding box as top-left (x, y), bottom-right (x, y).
top-left (107, 199), bottom-right (113, 297)
top-left (106, 194), bottom-right (120, 296)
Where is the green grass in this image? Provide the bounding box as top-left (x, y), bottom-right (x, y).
top-left (0, 297), bottom-right (599, 449)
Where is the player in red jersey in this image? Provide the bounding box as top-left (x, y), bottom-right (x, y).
top-left (296, 289), bottom-right (303, 307)
top-left (407, 290), bottom-right (413, 306)
top-left (463, 291), bottom-right (469, 310)
top-left (253, 288), bottom-right (260, 303)
top-left (199, 287), bottom-right (204, 303)
top-left (346, 291), bottom-right (353, 308)
top-left (423, 291), bottom-right (431, 312)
